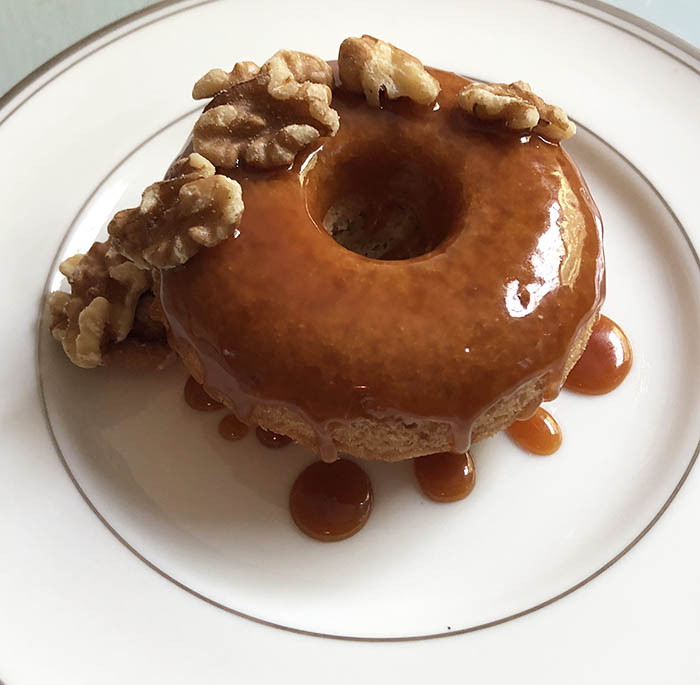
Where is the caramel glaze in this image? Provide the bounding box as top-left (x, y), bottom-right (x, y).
top-left (161, 67), bottom-right (605, 461)
top-left (507, 407), bottom-right (562, 456)
top-left (218, 413), bottom-right (249, 440)
top-left (414, 451), bottom-right (476, 502)
top-left (290, 458), bottom-right (373, 541)
top-left (184, 375), bottom-right (223, 411)
top-left (565, 315), bottom-right (631, 394)
top-left (256, 426), bottom-right (292, 448)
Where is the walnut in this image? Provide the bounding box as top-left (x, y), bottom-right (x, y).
top-left (457, 80), bottom-right (576, 142)
top-left (338, 35), bottom-right (440, 107)
top-left (105, 258), bottom-right (150, 340)
top-left (192, 61), bottom-right (260, 100)
top-left (192, 50), bottom-right (339, 169)
top-left (48, 241), bottom-right (151, 368)
top-left (108, 153), bottom-right (244, 269)
top-left (262, 49), bottom-right (334, 98)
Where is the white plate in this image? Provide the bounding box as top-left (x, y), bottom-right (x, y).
top-left (1, 0), bottom-right (699, 682)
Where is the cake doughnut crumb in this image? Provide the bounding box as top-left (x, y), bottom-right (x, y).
top-left (457, 80), bottom-right (576, 141)
top-left (108, 153), bottom-right (244, 269)
top-left (338, 35), bottom-right (441, 107)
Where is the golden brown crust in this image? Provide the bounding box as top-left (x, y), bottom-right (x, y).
top-left (338, 35), bottom-right (440, 107)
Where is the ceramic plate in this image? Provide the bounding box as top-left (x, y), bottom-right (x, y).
top-left (1, 1), bottom-right (699, 682)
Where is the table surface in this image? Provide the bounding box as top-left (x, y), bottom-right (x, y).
top-left (0, 0), bottom-right (698, 97)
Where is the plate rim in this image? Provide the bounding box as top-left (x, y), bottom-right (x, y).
top-left (30, 16), bottom-right (700, 639)
top-left (0, 0), bottom-right (698, 128)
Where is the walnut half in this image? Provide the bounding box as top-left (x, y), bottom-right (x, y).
top-left (193, 49), bottom-right (339, 169)
top-left (108, 153), bottom-right (244, 269)
top-left (48, 241), bottom-right (152, 368)
top-left (457, 80), bottom-right (576, 142)
top-left (338, 35), bottom-right (440, 107)
top-left (192, 61), bottom-right (260, 100)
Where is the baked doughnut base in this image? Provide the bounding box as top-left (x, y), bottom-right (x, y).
top-left (167, 311), bottom-right (597, 461)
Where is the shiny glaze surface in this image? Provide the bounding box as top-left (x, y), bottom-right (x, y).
top-left (507, 407), bottom-right (562, 455)
top-left (184, 375), bottom-right (223, 411)
top-left (161, 68), bottom-right (605, 457)
top-left (414, 451), bottom-right (476, 502)
top-left (289, 459), bottom-right (373, 541)
top-left (565, 315), bottom-right (632, 394)
top-left (218, 413), bottom-right (249, 440)
top-left (255, 426), bottom-right (292, 448)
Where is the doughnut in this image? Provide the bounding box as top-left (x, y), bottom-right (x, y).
top-left (158, 38), bottom-right (604, 462)
top-left (52, 37), bottom-right (604, 463)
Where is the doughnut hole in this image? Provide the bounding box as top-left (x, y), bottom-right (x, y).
top-left (304, 141), bottom-right (464, 260)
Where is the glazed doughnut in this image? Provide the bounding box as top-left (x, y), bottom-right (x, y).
top-left (42, 38), bottom-right (604, 461)
top-left (152, 41), bottom-right (604, 462)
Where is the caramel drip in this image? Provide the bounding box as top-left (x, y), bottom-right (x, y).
top-left (184, 375), bottom-right (223, 411)
top-left (161, 67), bottom-right (604, 458)
top-left (414, 451), bottom-right (476, 502)
top-left (290, 459), bottom-right (373, 541)
top-left (565, 315), bottom-right (632, 394)
top-left (256, 426), bottom-right (292, 448)
top-left (218, 413), bottom-right (249, 440)
top-left (507, 407), bottom-right (562, 455)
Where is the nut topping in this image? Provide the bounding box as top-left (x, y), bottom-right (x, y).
top-left (48, 241), bottom-right (151, 368)
top-left (192, 61), bottom-right (260, 100)
top-left (108, 153), bottom-right (244, 269)
top-left (193, 50), bottom-right (339, 169)
top-left (338, 35), bottom-right (440, 107)
top-left (457, 80), bottom-right (576, 141)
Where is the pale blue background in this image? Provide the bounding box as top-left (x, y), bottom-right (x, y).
top-left (0, 0), bottom-right (698, 97)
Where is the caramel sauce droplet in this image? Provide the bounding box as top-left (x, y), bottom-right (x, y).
top-left (184, 375), bottom-right (223, 411)
top-left (507, 407), bottom-right (562, 456)
top-left (565, 315), bottom-right (632, 394)
top-left (218, 414), bottom-right (249, 441)
top-left (256, 426), bottom-right (292, 448)
top-left (414, 451), bottom-right (476, 503)
top-left (290, 459), bottom-right (373, 542)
